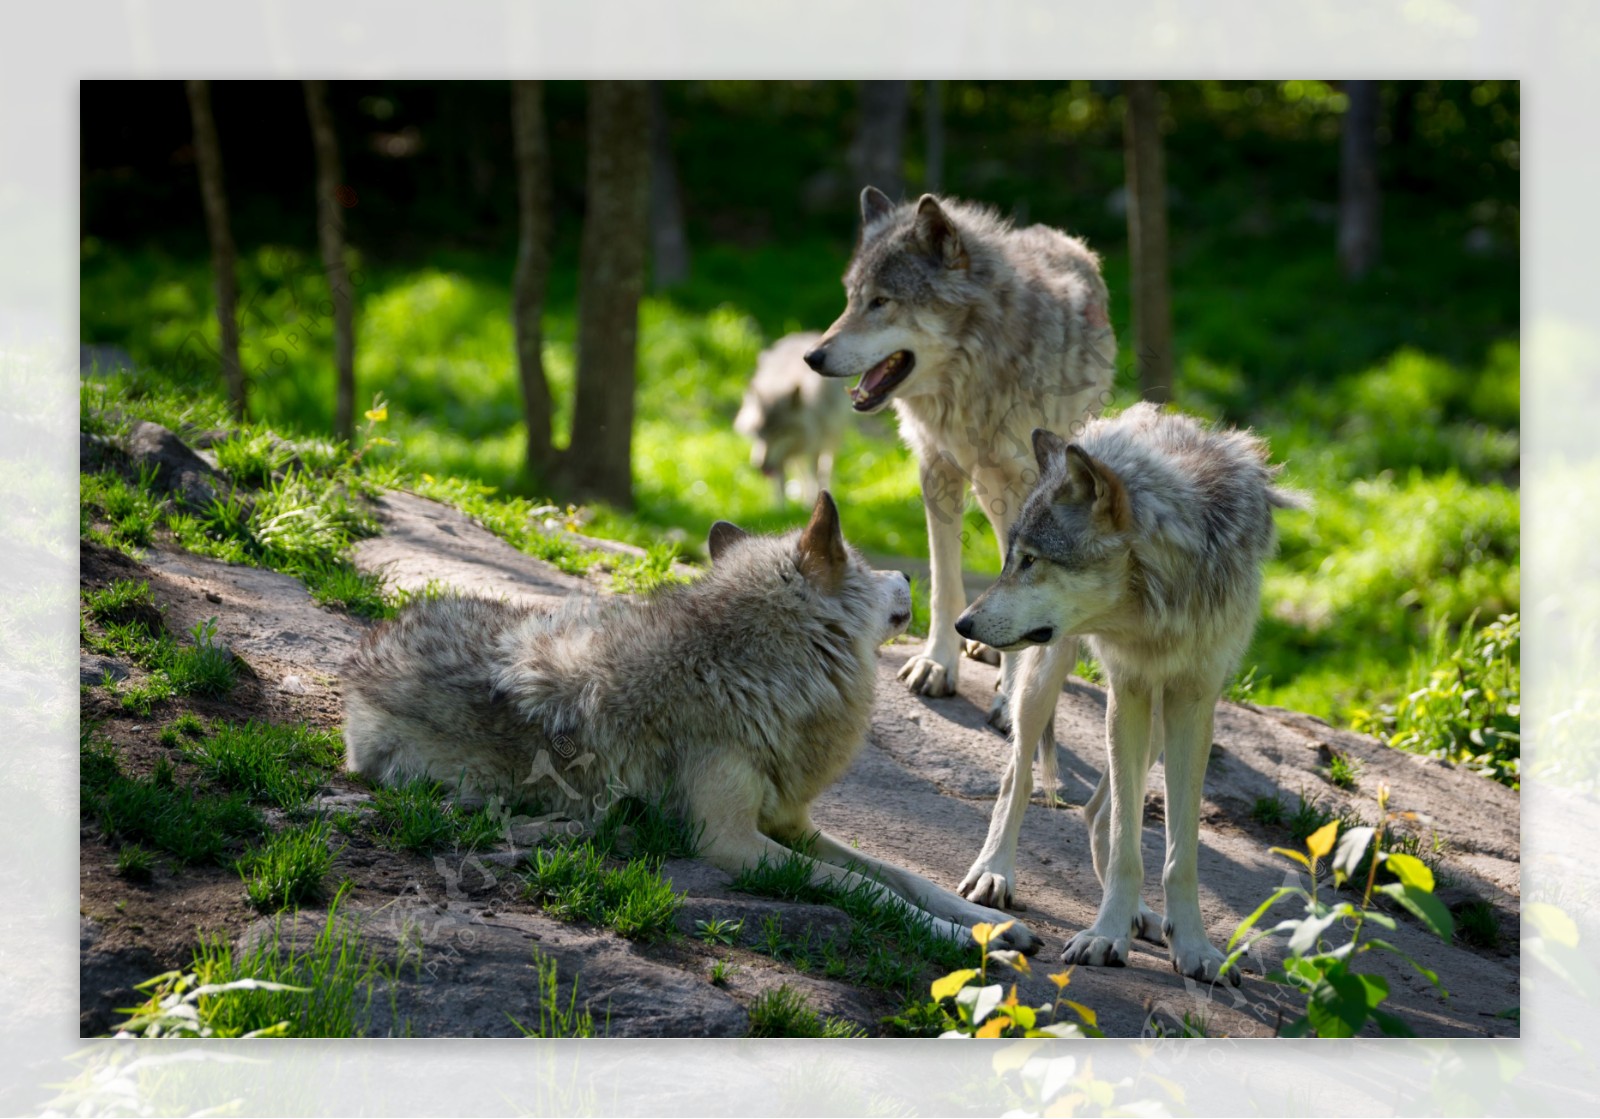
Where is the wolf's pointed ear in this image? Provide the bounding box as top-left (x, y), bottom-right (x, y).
top-left (861, 185), bottom-right (895, 228)
top-left (1032, 427), bottom-right (1070, 473)
top-left (914, 194), bottom-right (968, 270)
top-left (797, 490), bottom-right (847, 590)
top-left (708, 521), bottom-right (750, 564)
top-left (1064, 445), bottom-right (1132, 532)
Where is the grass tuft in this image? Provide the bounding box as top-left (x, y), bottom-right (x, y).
top-left (523, 841), bottom-right (683, 941)
top-left (747, 985), bottom-right (865, 1038)
top-left (237, 819), bottom-right (336, 911)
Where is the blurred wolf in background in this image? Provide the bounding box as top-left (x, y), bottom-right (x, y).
top-left (734, 331), bottom-right (851, 506)
top-left (955, 404), bottom-right (1304, 982)
top-left (343, 492), bottom-right (1038, 953)
top-left (806, 186), bottom-right (1117, 786)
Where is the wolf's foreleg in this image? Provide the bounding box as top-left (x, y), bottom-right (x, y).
top-left (800, 828), bottom-right (1039, 954)
top-left (899, 454), bottom-right (969, 697)
top-left (958, 641), bottom-right (1071, 909)
top-left (1159, 686), bottom-right (1238, 985)
top-left (1083, 705), bottom-right (1165, 943)
top-left (1062, 677), bottom-right (1155, 968)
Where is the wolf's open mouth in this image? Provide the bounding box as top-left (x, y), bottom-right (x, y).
top-left (849, 351), bottom-right (916, 412)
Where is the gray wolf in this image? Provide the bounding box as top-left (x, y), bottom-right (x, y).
top-left (953, 403), bottom-right (1303, 983)
top-left (805, 186), bottom-right (1116, 761)
top-left (342, 492), bottom-right (1038, 952)
top-left (733, 331), bottom-right (851, 506)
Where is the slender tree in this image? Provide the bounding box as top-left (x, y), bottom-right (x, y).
top-left (1123, 80), bottom-right (1174, 405)
top-left (851, 81), bottom-right (910, 199)
top-left (303, 79), bottom-right (356, 442)
top-left (184, 80), bottom-right (245, 419)
top-left (561, 80), bottom-right (650, 508)
top-left (648, 81), bottom-right (690, 289)
top-left (1339, 80), bottom-right (1382, 280)
top-left (510, 80), bottom-right (555, 475)
top-left (924, 80), bottom-right (945, 193)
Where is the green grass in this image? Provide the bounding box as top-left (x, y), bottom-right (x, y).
top-left (238, 819), bottom-right (336, 911)
top-left (522, 841), bottom-right (684, 941)
top-left (80, 585), bottom-right (239, 715)
top-left (1454, 900), bottom-right (1502, 950)
top-left (115, 844), bottom-right (155, 883)
top-left (1250, 795), bottom-right (1288, 828)
top-left (593, 794), bottom-right (704, 861)
top-left (1325, 751), bottom-right (1362, 791)
top-left (190, 885), bottom-right (405, 1037)
top-left (89, 764), bottom-right (265, 868)
top-left (508, 949), bottom-right (601, 1038)
top-left (746, 984), bottom-right (866, 1038)
top-left (366, 778), bottom-right (506, 854)
top-left (182, 720), bottom-right (341, 809)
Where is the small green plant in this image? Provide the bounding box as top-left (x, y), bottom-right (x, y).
top-left (182, 720), bottom-right (337, 809)
top-left (172, 711), bottom-right (204, 736)
top-left (695, 916), bottom-right (744, 946)
top-left (1325, 750), bottom-right (1362, 790)
top-left (1454, 899), bottom-right (1502, 950)
top-left (1220, 784), bottom-right (1454, 1037)
top-left (1286, 790), bottom-right (1336, 845)
top-left (189, 885), bottom-right (403, 1037)
top-left (92, 767), bottom-right (264, 867)
top-left (507, 948), bottom-right (600, 1038)
top-left (1352, 613), bottom-right (1520, 787)
top-left (1250, 795), bottom-right (1287, 827)
top-left (83, 578), bottom-right (160, 627)
top-left (368, 778), bottom-right (502, 853)
top-left (115, 844), bottom-right (155, 883)
top-left (747, 984), bottom-right (865, 1038)
top-left (913, 922), bottom-right (1102, 1039)
top-left (523, 841), bottom-right (683, 940)
top-left (164, 617), bottom-right (238, 697)
top-left (608, 541), bottom-right (687, 595)
top-left (1226, 664), bottom-right (1261, 703)
top-left (709, 959), bottom-right (733, 987)
top-left (108, 969), bottom-right (303, 1038)
top-left (237, 820), bottom-right (336, 911)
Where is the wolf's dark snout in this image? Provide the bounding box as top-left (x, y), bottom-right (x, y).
top-left (803, 347), bottom-right (828, 373)
top-left (954, 614), bottom-right (976, 641)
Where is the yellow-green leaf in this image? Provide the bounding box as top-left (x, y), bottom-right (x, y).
top-left (1271, 846), bottom-right (1312, 870)
top-left (364, 405), bottom-right (388, 422)
top-left (1384, 852), bottom-right (1434, 893)
top-left (971, 920), bottom-right (1014, 948)
top-left (931, 968), bottom-right (978, 1002)
top-left (1065, 1000), bottom-right (1098, 1028)
top-left (1048, 969), bottom-right (1074, 989)
top-left (1306, 820), bottom-right (1338, 860)
top-left (975, 1016), bottom-right (1007, 1038)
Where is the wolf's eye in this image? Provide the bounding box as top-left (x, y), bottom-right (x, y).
top-left (1017, 553), bottom-right (1035, 572)
top-left (868, 296), bottom-right (890, 310)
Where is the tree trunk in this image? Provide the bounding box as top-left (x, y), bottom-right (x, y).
top-left (184, 80), bottom-right (245, 420)
top-left (561, 80), bottom-right (650, 509)
top-left (648, 81), bottom-right (690, 289)
top-left (303, 79), bottom-right (356, 442)
top-left (1123, 80), bottom-right (1173, 405)
top-left (850, 81), bottom-right (910, 200)
top-left (923, 80), bottom-right (945, 193)
top-left (1339, 80), bottom-right (1382, 280)
top-left (510, 80), bottom-right (555, 476)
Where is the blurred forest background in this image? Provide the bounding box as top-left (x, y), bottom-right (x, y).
top-left (79, 80), bottom-right (1520, 766)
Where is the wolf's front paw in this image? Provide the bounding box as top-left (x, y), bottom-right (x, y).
top-left (987, 689), bottom-right (1013, 734)
top-left (900, 652), bottom-right (957, 697)
top-left (958, 858), bottom-right (1015, 908)
top-left (1060, 926), bottom-right (1132, 968)
top-left (963, 638), bottom-right (1001, 666)
top-left (1168, 934), bottom-right (1240, 987)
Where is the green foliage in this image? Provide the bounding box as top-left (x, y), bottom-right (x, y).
top-left (115, 844), bottom-right (155, 883)
top-left (1325, 750), bottom-right (1362, 790)
top-left (523, 840), bottom-right (683, 941)
top-left (368, 778), bottom-right (504, 854)
top-left (1250, 795), bottom-right (1287, 828)
top-left (90, 763), bottom-right (264, 867)
top-left (592, 794), bottom-right (703, 861)
top-left (909, 921), bottom-right (1101, 1039)
top-left (189, 885), bottom-right (403, 1037)
top-left (238, 819), bottom-right (336, 911)
top-left (508, 949), bottom-right (600, 1038)
top-left (81, 594), bottom-right (238, 715)
top-left (695, 916), bottom-right (744, 947)
top-left (1454, 899), bottom-right (1502, 950)
top-left (107, 969), bottom-right (302, 1038)
top-left (607, 541), bottom-right (688, 595)
top-left (79, 468), bottom-right (163, 555)
top-left (182, 720), bottom-right (339, 809)
top-left (1221, 790), bottom-right (1454, 1037)
top-left (1352, 613), bottom-right (1520, 786)
top-left (747, 984), bottom-right (866, 1038)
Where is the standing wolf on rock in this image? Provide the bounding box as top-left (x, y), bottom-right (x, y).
top-left (955, 404), bottom-right (1305, 983)
top-left (806, 187), bottom-right (1116, 757)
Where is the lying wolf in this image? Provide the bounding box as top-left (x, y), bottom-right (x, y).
top-left (806, 187), bottom-right (1116, 759)
top-left (955, 403), bottom-right (1303, 983)
top-left (733, 331), bottom-right (850, 506)
top-left (342, 493), bottom-right (1038, 953)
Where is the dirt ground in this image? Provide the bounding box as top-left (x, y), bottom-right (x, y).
top-left (79, 491), bottom-right (1520, 1038)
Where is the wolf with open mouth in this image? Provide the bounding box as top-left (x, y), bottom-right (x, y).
top-left (805, 187), bottom-right (1117, 767)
